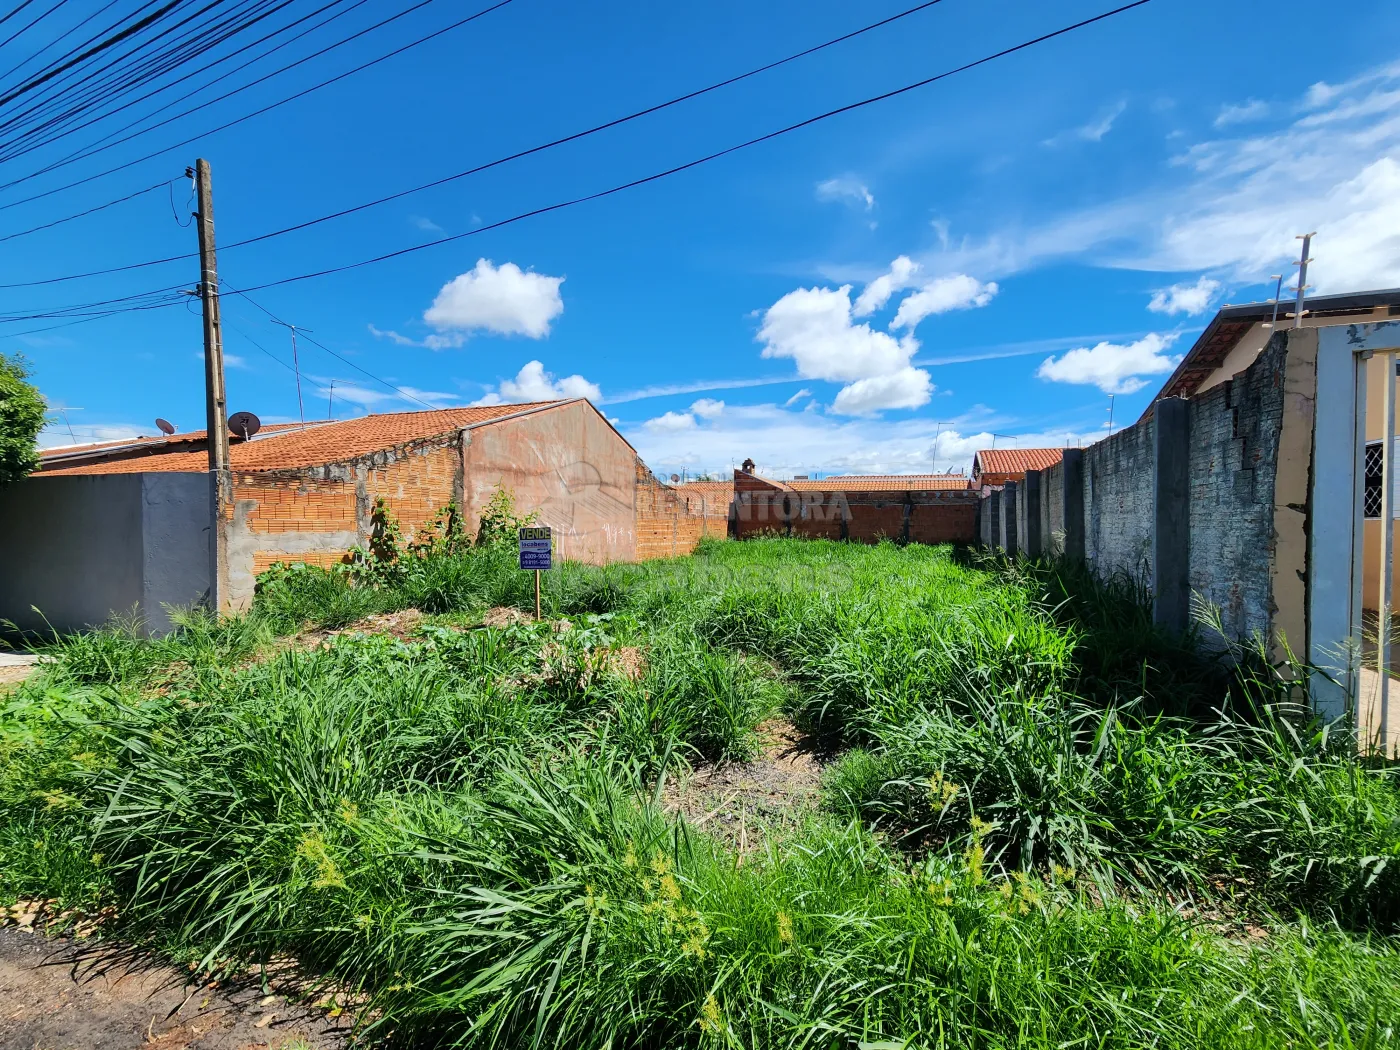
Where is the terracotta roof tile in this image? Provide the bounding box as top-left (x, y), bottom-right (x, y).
top-left (40, 403), bottom-right (567, 477)
top-left (787, 474), bottom-right (972, 491)
top-left (972, 448), bottom-right (1064, 476)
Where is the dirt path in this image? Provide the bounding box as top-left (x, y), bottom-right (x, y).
top-left (0, 928), bottom-right (352, 1050)
top-left (663, 717), bottom-right (831, 853)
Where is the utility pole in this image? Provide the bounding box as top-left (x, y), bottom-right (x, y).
top-left (1293, 233), bottom-right (1315, 328)
top-left (195, 158), bottom-right (230, 613)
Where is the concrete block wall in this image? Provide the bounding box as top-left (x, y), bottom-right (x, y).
top-left (1040, 460), bottom-right (1066, 556)
top-left (979, 333), bottom-right (1292, 645)
top-left (1084, 418), bottom-right (1157, 588)
top-left (1186, 335), bottom-right (1287, 643)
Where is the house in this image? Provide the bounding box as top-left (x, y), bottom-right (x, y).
top-left (732, 466), bottom-right (976, 544)
top-left (971, 448), bottom-right (1065, 489)
top-left (3, 399), bottom-right (724, 632)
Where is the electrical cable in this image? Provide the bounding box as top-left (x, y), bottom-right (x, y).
top-left (3, 1), bottom-right (1148, 296)
top-left (223, 279), bottom-right (441, 410)
top-left (4, 0), bottom-right (362, 168)
top-left (234, 0), bottom-right (1153, 295)
top-left (0, 0), bottom-right (290, 154)
top-left (0, 176), bottom-right (171, 244)
top-left (0, 0), bottom-right (952, 279)
top-left (0, 0), bottom-right (509, 204)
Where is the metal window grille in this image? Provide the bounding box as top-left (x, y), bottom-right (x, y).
top-left (1366, 441), bottom-right (1385, 518)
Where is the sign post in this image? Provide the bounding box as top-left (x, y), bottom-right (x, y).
top-left (518, 526), bottom-right (552, 620)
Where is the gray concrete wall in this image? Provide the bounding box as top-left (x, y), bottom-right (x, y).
top-left (1187, 335), bottom-right (1287, 644)
top-left (1084, 418), bottom-right (1156, 588)
top-left (1041, 461), bottom-right (1065, 556)
top-left (0, 472), bottom-right (210, 637)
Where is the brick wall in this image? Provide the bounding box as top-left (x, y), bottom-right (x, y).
top-left (634, 466), bottom-right (730, 560)
top-left (732, 472), bottom-right (977, 545)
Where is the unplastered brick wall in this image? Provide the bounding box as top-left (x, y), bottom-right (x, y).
top-left (1186, 334), bottom-right (1286, 642)
top-left (732, 472), bottom-right (976, 545)
top-left (225, 436), bottom-right (463, 608)
top-left (634, 463), bottom-right (729, 560)
top-left (1083, 418), bottom-right (1156, 588)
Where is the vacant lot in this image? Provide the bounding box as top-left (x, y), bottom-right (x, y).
top-left (3, 537), bottom-right (1399, 1048)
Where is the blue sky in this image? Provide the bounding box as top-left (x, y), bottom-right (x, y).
top-left (8, 0), bottom-right (1400, 477)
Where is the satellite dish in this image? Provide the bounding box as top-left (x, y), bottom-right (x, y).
top-left (670, 473), bottom-right (680, 483)
top-left (228, 411), bottom-right (261, 439)
top-left (154, 417), bottom-right (175, 436)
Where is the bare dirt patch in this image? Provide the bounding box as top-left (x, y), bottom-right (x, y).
top-left (0, 926), bottom-right (351, 1050)
top-left (480, 606), bottom-right (531, 629)
top-left (0, 654), bottom-right (42, 690)
top-left (663, 718), bottom-right (828, 853)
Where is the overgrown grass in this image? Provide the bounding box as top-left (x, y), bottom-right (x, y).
top-left (3, 537), bottom-right (1399, 1047)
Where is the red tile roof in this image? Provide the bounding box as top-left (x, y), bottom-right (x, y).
top-left (40, 402), bottom-right (568, 477)
top-left (787, 474), bottom-right (971, 491)
top-left (972, 448), bottom-right (1065, 477)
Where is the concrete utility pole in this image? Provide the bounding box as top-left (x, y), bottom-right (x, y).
top-left (195, 158), bottom-right (230, 612)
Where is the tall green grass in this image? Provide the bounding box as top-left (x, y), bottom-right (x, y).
top-left (3, 537), bottom-right (1399, 1047)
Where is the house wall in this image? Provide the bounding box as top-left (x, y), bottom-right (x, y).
top-left (461, 401), bottom-right (636, 564)
top-left (219, 402), bottom-right (728, 608)
top-left (0, 472), bottom-right (210, 636)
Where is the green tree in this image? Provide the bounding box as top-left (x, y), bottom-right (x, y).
top-left (0, 353), bottom-right (45, 484)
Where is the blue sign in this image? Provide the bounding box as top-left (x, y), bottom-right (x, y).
top-left (518, 526), bottom-right (552, 570)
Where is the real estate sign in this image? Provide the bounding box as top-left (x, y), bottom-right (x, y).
top-left (518, 526), bottom-right (552, 570)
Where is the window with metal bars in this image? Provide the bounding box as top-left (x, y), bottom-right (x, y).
top-left (1366, 441), bottom-right (1385, 518)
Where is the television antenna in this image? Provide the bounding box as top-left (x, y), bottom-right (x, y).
top-left (155, 418), bottom-right (175, 436)
top-left (228, 410), bottom-right (261, 440)
top-left (271, 319), bottom-right (310, 424)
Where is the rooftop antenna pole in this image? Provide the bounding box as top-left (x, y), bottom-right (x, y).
top-left (194, 158), bottom-right (230, 614)
top-left (328, 380), bottom-right (335, 420)
top-left (1107, 394), bottom-right (1115, 436)
top-left (1264, 274), bottom-right (1284, 328)
top-left (932, 421), bottom-right (943, 474)
top-left (1292, 233), bottom-right (1316, 329)
top-left (271, 320), bottom-right (308, 424)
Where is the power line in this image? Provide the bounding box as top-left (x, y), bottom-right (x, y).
top-left (0, 176), bottom-right (171, 244)
top-left (1, 2), bottom-right (1150, 325)
top-left (8, 0), bottom-right (363, 168)
top-left (0, 0), bottom-right (513, 209)
top-left (0, 0), bottom-right (958, 284)
top-left (234, 0), bottom-right (1153, 296)
top-left (222, 280), bottom-right (440, 410)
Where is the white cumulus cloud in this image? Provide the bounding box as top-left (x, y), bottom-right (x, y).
top-left (1037, 333), bottom-right (1180, 395)
top-left (759, 285), bottom-right (917, 384)
top-left (891, 273), bottom-right (999, 330)
top-left (423, 259), bottom-right (564, 341)
top-left (1148, 276), bottom-right (1221, 315)
top-left (644, 410), bottom-right (698, 432)
top-left (852, 257), bottom-right (998, 329)
top-left (816, 176), bottom-right (874, 210)
top-left (691, 398), bottom-right (725, 419)
top-left (831, 368), bottom-right (933, 416)
top-left (474, 360), bottom-right (600, 406)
